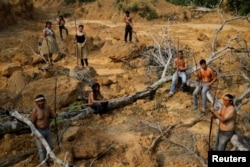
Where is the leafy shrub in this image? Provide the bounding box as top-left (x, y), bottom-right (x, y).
top-left (138, 5), bottom-right (158, 20)
top-left (129, 3), bottom-right (139, 12)
top-left (146, 9), bottom-right (158, 20)
top-left (227, 0), bottom-right (250, 15)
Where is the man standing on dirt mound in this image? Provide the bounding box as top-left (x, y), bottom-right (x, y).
top-left (193, 59), bottom-right (217, 112)
top-left (124, 10), bottom-right (133, 42)
top-left (210, 94), bottom-right (236, 151)
top-left (41, 21), bottom-right (59, 66)
top-left (168, 50), bottom-right (188, 97)
top-left (30, 94), bottom-right (56, 166)
top-left (58, 15), bottom-right (69, 40)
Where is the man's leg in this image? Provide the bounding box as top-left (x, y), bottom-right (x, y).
top-left (129, 28), bottom-right (132, 42)
top-left (215, 130), bottom-right (234, 151)
top-left (180, 72), bottom-right (187, 90)
top-left (201, 84), bottom-right (210, 109)
top-left (64, 26), bottom-right (69, 35)
top-left (36, 129), bottom-right (48, 162)
top-left (59, 26), bottom-right (63, 39)
top-left (192, 84), bottom-right (200, 109)
top-left (169, 72), bottom-right (178, 95)
top-left (124, 26), bottom-right (129, 42)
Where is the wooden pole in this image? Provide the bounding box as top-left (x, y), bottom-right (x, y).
top-left (75, 17), bottom-right (78, 67)
top-left (175, 37), bottom-right (179, 84)
top-left (54, 77), bottom-right (60, 151)
top-left (208, 75), bottom-right (219, 151)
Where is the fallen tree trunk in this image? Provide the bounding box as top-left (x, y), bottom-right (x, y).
top-left (0, 149), bottom-right (36, 167)
top-left (1, 78), bottom-right (249, 152)
top-left (9, 110), bottom-right (69, 167)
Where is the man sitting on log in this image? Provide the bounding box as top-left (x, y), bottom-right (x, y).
top-left (30, 94), bottom-right (56, 166)
top-left (168, 50), bottom-right (188, 97)
top-left (193, 59), bottom-right (217, 112)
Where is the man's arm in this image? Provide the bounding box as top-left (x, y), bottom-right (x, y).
top-left (212, 107), bottom-right (234, 123)
top-left (30, 108), bottom-right (37, 124)
top-left (182, 58), bottom-right (188, 70)
top-left (208, 68), bottom-right (217, 85)
top-left (173, 58), bottom-right (178, 69)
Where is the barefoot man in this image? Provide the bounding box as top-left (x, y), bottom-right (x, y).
top-left (30, 94), bottom-right (56, 166)
top-left (210, 94), bottom-right (236, 151)
top-left (193, 59), bottom-right (217, 112)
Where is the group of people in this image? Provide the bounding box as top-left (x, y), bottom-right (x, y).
top-left (40, 15), bottom-right (89, 68)
top-left (168, 50), bottom-right (236, 151)
top-left (31, 82), bottom-right (109, 166)
top-left (40, 10), bottom-right (135, 69)
top-left (32, 11), bottom-right (236, 166)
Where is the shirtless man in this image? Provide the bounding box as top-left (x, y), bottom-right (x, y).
top-left (210, 94), bottom-right (236, 151)
top-left (58, 15), bottom-right (69, 40)
top-left (30, 94), bottom-right (56, 165)
top-left (124, 10), bottom-right (133, 42)
top-left (193, 59), bottom-right (216, 112)
top-left (169, 50), bottom-right (188, 96)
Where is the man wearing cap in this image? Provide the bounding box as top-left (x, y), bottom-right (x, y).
top-left (210, 94), bottom-right (236, 151)
top-left (30, 94), bottom-right (56, 166)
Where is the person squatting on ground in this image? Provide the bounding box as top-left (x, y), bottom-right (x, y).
top-left (30, 94), bottom-right (56, 166)
top-left (58, 15), bottom-right (68, 39)
top-left (76, 24), bottom-right (88, 68)
top-left (210, 94), bottom-right (236, 151)
top-left (169, 50), bottom-right (188, 97)
top-left (193, 59), bottom-right (217, 112)
top-left (88, 83), bottom-right (109, 115)
top-left (41, 21), bottom-right (59, 66)
top-left (124, 10), bottom-right (133, 42)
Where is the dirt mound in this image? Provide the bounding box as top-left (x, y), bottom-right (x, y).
top-left (0, 0), bottom-right (250, 167)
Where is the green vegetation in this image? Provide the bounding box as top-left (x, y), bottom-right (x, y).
top-left (119, 0), bottom-right (158, 20)
top-left (68, 101), bottom-right (83, 112)
top-left (50, 116), bottom-right (65, 127)
top-left (227, 0), bottom-right (250, 15)
top-left (129, 3), bottom-right (139, 12)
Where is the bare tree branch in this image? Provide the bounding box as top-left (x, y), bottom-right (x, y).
top-left (9, 110), bottom-right (69, 167)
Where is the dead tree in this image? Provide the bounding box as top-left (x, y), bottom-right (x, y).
top-left (8, 110), bottom-right (71, 167)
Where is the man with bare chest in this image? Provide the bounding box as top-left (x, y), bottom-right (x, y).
top-left (210, 94), bottom-right (236, 151)
top-left (169, 50), bottom-right (188, 96)
top-left (193, 59), bottom-right (217, 112)
top-left (30, 94), bottom-right (56, 165)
